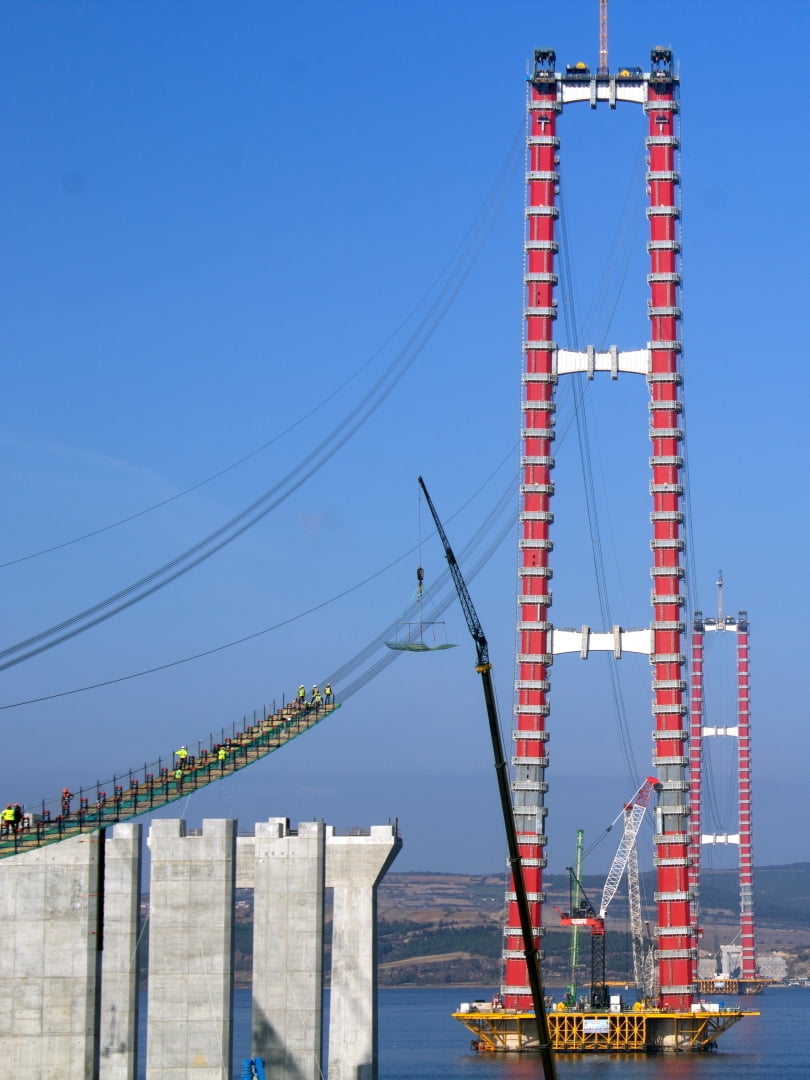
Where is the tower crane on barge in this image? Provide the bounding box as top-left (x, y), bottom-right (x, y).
top-left (417, 476), bottom-right (557, 1080)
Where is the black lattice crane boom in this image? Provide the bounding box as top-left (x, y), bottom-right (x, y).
top-left (417, 476), bottom-right (557, 1080)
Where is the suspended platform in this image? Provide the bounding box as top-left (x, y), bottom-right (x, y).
top-left (452, 1002), bottom-right (758, 1053)
top-left (385, 638), bottom-right (456, 652)
top-left (0, 700), bottom-right (340, 862)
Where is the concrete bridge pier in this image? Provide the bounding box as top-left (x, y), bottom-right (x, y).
top-left (99, 822), bottom-right (142, 1080)
top-left (0, 829), bottom-right (102, 1077)
top-left (326, 825), bottom-right (402, 1080)
top-left (145, 818), bottom-right (236, 1080)
top-left (251, 818), bottom-right (326, 1080)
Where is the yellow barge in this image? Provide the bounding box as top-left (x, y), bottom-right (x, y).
top-left (453, 1001), bottom-right (759, 1053)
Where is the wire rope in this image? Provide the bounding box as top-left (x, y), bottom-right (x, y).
top-left (0, 447), bottom-right (521, 710)
top-left (556, 176), bottom-right (643, 789)
top-left (0, 126), bottom-right (524, 673)
top-left (1, 123), bottom-right (524, 572)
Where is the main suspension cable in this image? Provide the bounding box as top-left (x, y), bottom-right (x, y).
top-left (0, 125), bottom-right (524, 672)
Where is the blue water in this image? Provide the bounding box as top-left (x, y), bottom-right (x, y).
top-left (138, 986), bottom-right (809, 1078)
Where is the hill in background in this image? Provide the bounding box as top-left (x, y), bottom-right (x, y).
top-left (375, 864), bottom-right (810, 987)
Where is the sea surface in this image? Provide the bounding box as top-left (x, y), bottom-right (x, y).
top-left (137, 985), bottom-right (808, 1079)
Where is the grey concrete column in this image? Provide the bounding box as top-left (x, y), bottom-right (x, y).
top-left (146, 818), bottom-right (236, 1080)
top-left (326, 825), bottom-right (402, 1080)
top-left (100, 822), bottom-right (142, 1080)
top-left (0, 830), bottom-right (102, 1079)
top-left (252, 818), bottom-right (325, 1080)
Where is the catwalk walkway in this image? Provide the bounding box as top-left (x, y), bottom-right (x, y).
top-left (0, 699), bottom-right (340, 861)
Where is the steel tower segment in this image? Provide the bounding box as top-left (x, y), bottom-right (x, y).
top-left (507, 47), bottom-right (696, 1015)
top-left (644, 47), bottom-right (694, 1013)
top-left (691, 598), bottom-right (756, 984)
top-left (736, 614), bottom-right (755, 979)
top-left (688, 612), bottom-right (705, 915)
top-left (504, 46), bottom-right (560, 1011)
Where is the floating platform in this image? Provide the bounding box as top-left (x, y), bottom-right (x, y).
top-left (452, 1002), bottom-right (759, 1053)
top-left (696, 975), bottom-right (772, 996)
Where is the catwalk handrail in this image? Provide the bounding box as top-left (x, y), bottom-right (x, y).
top-left (0, 698), bottom-right (341, 860)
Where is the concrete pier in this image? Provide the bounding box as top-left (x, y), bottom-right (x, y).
top-left (100, 823), bottom-right (143, 1080)
top-left (326, 825), bottom-right (402, 1080)
top-left (252, 817), bottom-right (326, 1080)
top-left (0, 813), bottom-right (400, 1080)
top-left (238, 818), bottom-right (402, 1080)
top-left (145, 818), bottom-right (236, 1080)
top-left (0, 829), bottom-right (102, 1077)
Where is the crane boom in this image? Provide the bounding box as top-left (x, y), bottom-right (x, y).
top-left (565, 829), bottom-right (585, 1007)
top-left (417, 477), bottom-right (557, 1080)
top-left (627, 831), bottom-right (656, 1001)
top-left (559, 866), bottom-right (607, 1009)
top-left (560, 778), bottom-right (658, 1008)
top-left (418, 479), bottom-right (489, 667)
top-left (599, 777), bottom-right (658, 918)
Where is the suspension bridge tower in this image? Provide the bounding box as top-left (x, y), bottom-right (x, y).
top-left (507, 41), bottom-right (693, 1017)
top-left (690, 574), bottom-right (763, 994)
top-left (453, 41), bottom-right (759, 1055)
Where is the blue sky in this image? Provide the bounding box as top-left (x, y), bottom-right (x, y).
top-left (2, 0), bottom-right (808, 878)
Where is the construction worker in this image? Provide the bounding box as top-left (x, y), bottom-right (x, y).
top-left (217, 745), bottom-right (228, 765)
top-left (175, 745), bottom-right (189, 767)
top-left (1, 805), bottom-right (15, 836)
top-left (297, 684), bottom-right (306, 709)
top-left (13, 804), bottom-right (22, 833)
top-left (311, 686), bottom-right (323, 711)
top-left (174, 767), bottom-right (184, 787)
top-left (324, 683), bottom-right (333, 704)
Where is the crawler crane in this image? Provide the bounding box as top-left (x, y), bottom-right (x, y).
top-left (559, 867), bottom-right (607, 1009)
top-left (560, 778), bottom-right (658, 1008)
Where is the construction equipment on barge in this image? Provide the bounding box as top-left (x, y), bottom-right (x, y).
top-left (453, 769), bottom-right (758, 1053)
top-left (452, 1000), bottom-right (756, 1053)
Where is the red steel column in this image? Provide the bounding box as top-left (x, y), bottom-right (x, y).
top-left (736, 613), bottom-right (756, 979)
top-left (502, 63), bottom-right (559, 1011)
top-left (688, 616), bottom-right (705, 909)
top-left (645, 67), bottom-right (696, 1011)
